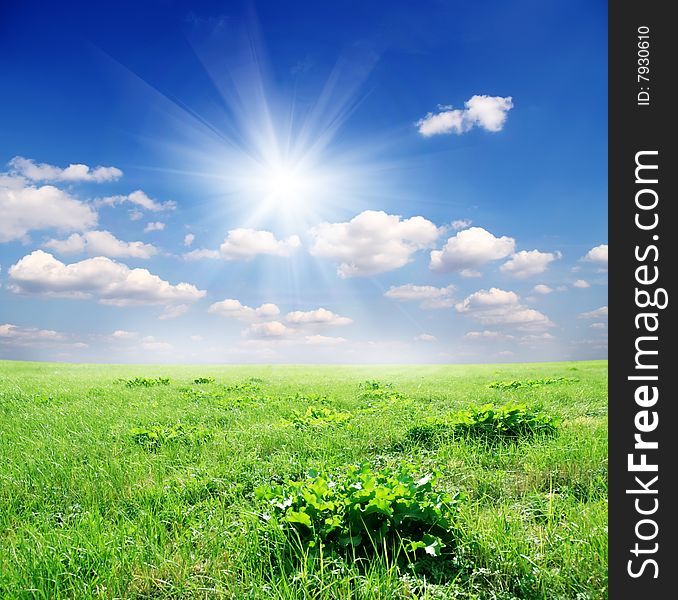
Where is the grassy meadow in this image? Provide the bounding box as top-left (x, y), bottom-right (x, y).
top-left (0, 360), bottom-right (607, 599)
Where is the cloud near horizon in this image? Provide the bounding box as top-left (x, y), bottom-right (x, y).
top-left (455, 287), bottom-right (553, 330)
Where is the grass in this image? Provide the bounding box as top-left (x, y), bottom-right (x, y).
top-left (0, 360), bottom-right (607, 599)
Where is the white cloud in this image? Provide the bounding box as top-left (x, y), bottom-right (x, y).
top-left (305, 335), bottom-right (347, 345)
top-left (415, 333), bottom-right (437, 342)
top-left (219, 228), bottom-right (301, 260)
top-left (533, 284), bottom-right (554, 295)
top-left (8, 250), bottom-right (206, 307)
top-left (245, 321), bottom-right (291, 338)
top-left (417, 95), bottom-right (513, 136)
top-left (520, 333), bottom-right (556, 342)
top-left (0, 323), bottom-right (67, 345)
top-left (144, 222), bottom-right (165, 233)
top-left (184, 233), bottom-right (195, 247)
top-left (500, 250), bottom-right (561, 279)
top-left (384, 284), bottom-right (455, 309)
top-left (0, 179), bottom-right (97, 243)
top-left (9, 156), bottom-right (122, 183)
top-left (464, 95), bottom-right (514, 132)
top-left (464, 330), bottom-right (514, 340)
top-left (190, 335), bottom-right (203, 342)
top-left (208, 299), bottom-right (281, 321)
top-left (285, 308), bottom-right (352, 326)
top-left (110, 330), bottom-right (138, 340)
top-left (455, 287), bottom-right (553, 329)
top-left (579, 306), bottom-right (608, 319)
top-left (98, 190), bottom-right (176, 212)
top-left (451, 219), bottom-right (472, 231)
top-left (183, 248), bottom-right (220, 261)
top-left (310, 210), bottom-right (440, 278)
top-left (573, 279), bottom-right (590, 288)
top-left (430, 227), bottom-right (515, 273)
top-left (158, 304), bottom-right (189, 320)
top-left (44, 230), bottom-right (158, 259)
top-left (583, 244), bottom-right (608, 266)
top-left (140, 336), bottom-right (173, 351)
top-left (590, 322), bottom-right (607, 330)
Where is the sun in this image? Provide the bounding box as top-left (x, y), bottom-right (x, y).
top-left (263, 161), bottom-right (312, 207)
top-left (235, 152), bottom-right (334, 225)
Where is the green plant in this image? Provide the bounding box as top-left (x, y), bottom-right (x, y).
top-left (255, 464), bottom-right (465, 561)
top-left (224, 381), bottom-right (261, 393)
top-left (129, 422), bottom-right (212, 449)
top-left (124, 376), bottom-right (170, 388)
top-left (488, 377), bottom-right (579, 390)
top-left (283, 405), bottom-right (353, 429)
top-left (193, 377), bottom-right (215, 384)
top-left (358, 380), bottom-right (410, 410)
top-left (452, 402), bottom-right (558, 440)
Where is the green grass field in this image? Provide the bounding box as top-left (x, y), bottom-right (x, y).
top-left (0, 360), bottom-right (607, 599)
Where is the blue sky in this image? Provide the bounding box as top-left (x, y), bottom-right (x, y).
top-left (0, 0), bottom-right (607, 363)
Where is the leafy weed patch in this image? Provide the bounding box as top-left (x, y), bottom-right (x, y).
top-left (129, 422), bottom-right (212, 450)
top-left (124, 376), bottom-right (170, 388)
top-left (193, 377), bottom-right (215, 384)
top-left (224, 380), bottom-right (262, 393)
top-left (282, 405), bottom-right (353, 429)
top-left (453, 402), bottom-right (558, 441)
top-left (256, 463), bottom-right (465, 562)
top-left (488, 377), bottom-right (579, 391)
top-left (358, 380), bottom-right (411, 410)
top-left (402, 403), bottom-right (558, 448)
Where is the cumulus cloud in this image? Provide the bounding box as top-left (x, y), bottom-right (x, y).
top-left (219, 229), bottom-right (301, 260)
top-left (184, 233), bottom-right (195, 247)
top-left (8, 250), bottom-right (206, 307)
top-left (0, 179), bottom-right (97, 243)
top-left (583, 244), bottom-right (608, 267)
top-left (208, 299), bottom-right (281, 321)
top-left (579, 306), bottom-right (608, 319)
top-left (430, 227), bottom-right (515, 274)
top-left (500, 250), bottom-right (561, 279)
top-left (384, 284), bottom-right (455, 309)
top-left (43, 230), bottom-right (158, 259)
top-left (8, 156), bottom-right (122, 183)
top-left (310, 210), bottom-right (440, 278)
top-left (144, 222), bottom-right (165, 233)
top-left (573, 279), bottom-right (590, 288)
top-left (98, 190), bottom-right (176, 212)
top-left (455, 287), bottom-right (553, 329)
top-left (245, 321), bottom-right (291, 338)
top-left (285, 308), bottom-right (352, 326)
top-left (533, 284), bottom-right (554, 295)
top-left (417, 95), bottom-right (513, 136)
